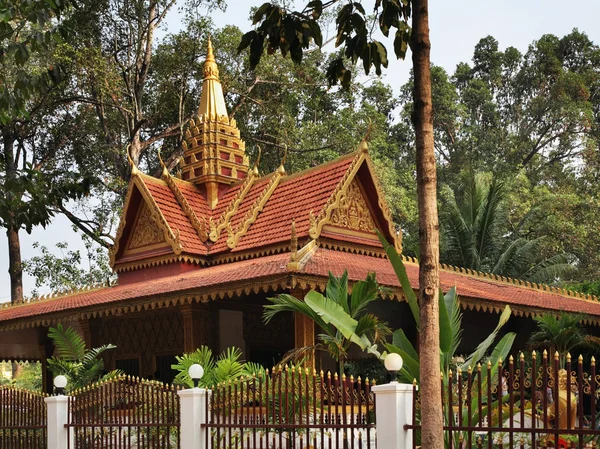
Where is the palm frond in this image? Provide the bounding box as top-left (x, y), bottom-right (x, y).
top-left (48, 324), bottom-right (86, 361)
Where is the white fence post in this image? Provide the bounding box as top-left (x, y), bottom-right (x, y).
top-left (178, 387), bottom-right (211, 449)
top-left (45, 395), bottom-right (73, 449)
top-left (372, 382), bottom-right (415, 449)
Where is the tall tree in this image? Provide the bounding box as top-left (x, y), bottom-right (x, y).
top-left (240, 1), bottom-right (444, 446)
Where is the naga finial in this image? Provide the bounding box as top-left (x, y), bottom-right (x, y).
top-left (252, 146), bottom-right (262, 176)
top-left (278, 144), bottom-right (288, 175)
top-left (358, 119), bottom-right (373, 153)
top-left (127, 144), bottom-right (138, 176)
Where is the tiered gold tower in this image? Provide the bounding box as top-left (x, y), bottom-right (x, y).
top-left (181, 38), bottom-right (249, 209)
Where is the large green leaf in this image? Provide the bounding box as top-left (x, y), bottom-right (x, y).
top-left (349, 272), bottom-right (379, 318)
top-left (391, 329), bottom-right (418, 362)
top-left (462, 305), bottom-right (512, 368)
top-left (377, 230), bottom-right (419, 326)
top-left (305, 290), bottom-right (370, 350)
top-left (385, 343), bottom-right (420, 383)
top-left (48, 323), bottom-right (86, 361)
top-left (438, 288), bottom-right (452, 353)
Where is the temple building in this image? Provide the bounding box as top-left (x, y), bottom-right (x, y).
top-left (1, 40), bottom-right (600, 392)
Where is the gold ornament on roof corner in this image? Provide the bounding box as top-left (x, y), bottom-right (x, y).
top-left (158, 148), bottom-right (169, 178)
top-left (278, 144), bottom-right (288, 175)
top-left (358, 120), bottom-right (373, 153)
top-left (252, 146), bottom-right (262, 176)
top-left (127, 144), bottom-right (138, 176)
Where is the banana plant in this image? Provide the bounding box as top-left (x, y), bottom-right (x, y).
top-left (264, 271), bottom-right (391, 376)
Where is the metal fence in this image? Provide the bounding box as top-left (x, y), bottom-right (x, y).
top-left (202, 366), bottom-right (377, 449)
top-left (66, 375), bottom-right (181, 449)
top-left (408, 351), bottom-right (600, 449)
top-left (0, 385), bottom-right (47, 449)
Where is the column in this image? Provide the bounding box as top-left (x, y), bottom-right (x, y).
top-left (181, 304), bottom-right (195, 353)
top-left (371, 382), bottom-right (416, 449)
top-left (178, 388), bottom-right (211, 449)
top-left (45, 395), bottom-right (74, 449)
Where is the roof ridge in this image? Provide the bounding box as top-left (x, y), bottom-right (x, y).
top-left (437, 261), bottom-right (599, 302)
top-left (280, 151), bottom-right (359, 182)
top-left (209, 171), bottom-right (257, 242)
top-left (162, 171), bottom-right (208, 242)
top-left (226, 171), bottom-right (284, 249)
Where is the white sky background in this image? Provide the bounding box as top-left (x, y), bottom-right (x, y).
top-left (1, 0), bottom-right (599, 302)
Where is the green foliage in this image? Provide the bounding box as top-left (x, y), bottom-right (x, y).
top-left (171, 346), bottom-right (264, 388)
top-left (439, 172), bottom-right (576, 283)
top-left (0, 361), bottom-right (42, 391)
top-left (528, 311), bottom-right (600, 367)
top-left (0, 0), bottom-right (75, 121)
top-left (47, 324), bottom-right (120, 391)
top-left (378, 232), bottom-right (516, 385)
top-left (265, 271), bottom-right (390, 373)
top-left (23, 236), bottom-right (115, 297)
top-left (239, 1), bottom-right (411, 88)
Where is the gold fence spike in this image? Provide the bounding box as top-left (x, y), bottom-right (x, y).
top-left (532, 350), bottom-right (537, 360)
top-left (543, 349), bottom-right (548, 358)
top-left (566, 352), bottom-right (572, 362)
top-left (555, 351), bottom-right (560, 360)
top-left (592, 356), bottom-right (596, 366)
top-left (578, 354), bottom-right (584, 363)
top-left (520, 352), bottom-right (525, 361)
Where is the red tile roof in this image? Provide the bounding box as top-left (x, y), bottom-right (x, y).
top-left (138, 175), bottom-right (208, 255)
top-left (0, 252), bottom-right (291, 325)
top-left (233, 154), bottom-right (356, 252)
top-left (302, 248), bottom-right (600, 317)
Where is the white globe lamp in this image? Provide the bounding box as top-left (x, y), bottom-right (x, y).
top-left (384, 353), bottom-right (403, 383)
top-left (188, 364), bottom-right (204, 388)
top-left (54, 375), bottom-right (68, 395)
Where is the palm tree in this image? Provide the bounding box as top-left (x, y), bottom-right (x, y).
top-left (264, 271), bottom-right (391, 376)
top-left (440, 173), bottom-right (575, 283)
top-left (47, 324), bottom-right (120, 391)
top-left (528, 311), bottom-right (600, 368)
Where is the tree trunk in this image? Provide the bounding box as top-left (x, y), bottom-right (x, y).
top-left (411, 1), bottom-right (444, 449)
top-left (7, 226), bottom-right (23, 303)
top-left (2, 127), bottom-right (24, 304)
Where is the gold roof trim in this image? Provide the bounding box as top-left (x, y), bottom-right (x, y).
top-left (209, 170), bottom-right (256, 242)
top-left (226, 170), bottom-right (284, 249)
top-left (134, 174), bottom-right (183, 255)
top-left (308, 150), bottom-right (365, 239)
top-left (109, 173), bottom-right (183, 266)
top-left (363, 155), bottom-right (402, 252)
top-left (162, 173), bottom-right (208, 242)
top-left (287, 239), bottom-right (318, 272)
top-left (114, 254), bottom-right (209, 273)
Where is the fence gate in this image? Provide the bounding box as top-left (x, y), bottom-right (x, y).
top-left (203, 366), bottom-right (376, 449)
top-left (0, 385), bottom-right (47, 449)
top-left (66, 375), bottom-right (181, 448)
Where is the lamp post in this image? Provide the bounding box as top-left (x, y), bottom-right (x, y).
top-left (384, 353), bottom-right (403, 383)
top-left (188, 364), bottom-right (204, 388)
top-left (53, 375), bottom-right (68, 395)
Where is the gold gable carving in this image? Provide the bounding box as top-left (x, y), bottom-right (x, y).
top-left (329, 179), bottom-right (376, 233)
top-left (128, 202), bottom-right (166, 250)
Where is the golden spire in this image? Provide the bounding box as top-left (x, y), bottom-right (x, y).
top-left (198, 37), bottom-right (228, 120)
top-left (179, 39), bottom-right (249, 209)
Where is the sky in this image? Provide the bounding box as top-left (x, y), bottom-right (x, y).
top-left (1, 0), bottom-right (599, 302)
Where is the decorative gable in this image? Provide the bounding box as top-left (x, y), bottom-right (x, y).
top-left (125, 202), bottom-right (167, 252)
top-left (328, 179), bottom-right (376, 234)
